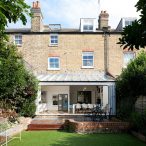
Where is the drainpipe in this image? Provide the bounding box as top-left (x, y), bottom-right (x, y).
top-left (103, 28), bottom-right (110, 74)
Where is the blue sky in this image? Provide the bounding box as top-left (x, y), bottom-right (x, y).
top-left (8, 0), bottom-right (139, 29)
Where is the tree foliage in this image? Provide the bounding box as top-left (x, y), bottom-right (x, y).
top-left (118, 0), bottom-right (146, 50)
top-left (0, 40), bottom-right (38, 117)
top-left (0, 1), bottom-right (38, 117)
top-left (116, 50), bottom-right (146, 118)
top-left (0, 0), bottom-right (31, 37)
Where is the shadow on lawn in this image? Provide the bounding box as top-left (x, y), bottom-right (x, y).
top-left (49, 131), bottom-right (146, 146)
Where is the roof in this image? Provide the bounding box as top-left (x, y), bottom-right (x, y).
top-left (5, 28), bottom-right (122, 35)
top-left (5, 28), bottom-right (31, 33)
top-left (37, 71), bottom-right (115, 82)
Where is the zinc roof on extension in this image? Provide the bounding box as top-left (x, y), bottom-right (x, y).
top-left (37, 71), bottom-right (115, 82)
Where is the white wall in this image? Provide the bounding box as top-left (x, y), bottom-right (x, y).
top-left (103, 86), bottom-right (108, 107)
top-left (41, 85), bottom-right (69, 111)
top-left (36, 86), bottom-right (48, 114)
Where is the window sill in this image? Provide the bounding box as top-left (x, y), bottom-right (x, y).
top-left (81, 66), bottom-right (94, 69)
top-left (15, 44), bottom-right (22, 47)
top-left (49, 44), bottom-right (58, 47)
top-left (47, 68), bottom-right (60, 71)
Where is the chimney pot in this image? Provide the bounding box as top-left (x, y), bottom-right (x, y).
top-left (36, 1), bottom-right (40, 8)
top-left (32, 2), bottom-right (35, 8)
top-left (98, 10), bottom-right (109, 29)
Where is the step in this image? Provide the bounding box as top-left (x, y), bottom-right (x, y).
top-left (27, 124), bottom-right (63, 131)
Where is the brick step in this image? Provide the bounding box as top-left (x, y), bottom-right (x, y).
top-left (27, 124), bottom-right (63, 131)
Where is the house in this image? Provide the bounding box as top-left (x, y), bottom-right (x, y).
top-left (6, 1), bottom-right (137, 115)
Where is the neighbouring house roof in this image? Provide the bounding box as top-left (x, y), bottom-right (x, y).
top-left (37, 71), bottom-right (115, 82)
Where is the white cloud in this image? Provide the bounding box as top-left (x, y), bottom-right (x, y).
top-left (8, 0), bottom-right (139, 29)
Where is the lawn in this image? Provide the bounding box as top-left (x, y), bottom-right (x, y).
top-left (9, 131), bottom-right (146, 146)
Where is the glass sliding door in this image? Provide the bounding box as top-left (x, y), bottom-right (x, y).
top-left (58, 94), bottom-right (68, 111)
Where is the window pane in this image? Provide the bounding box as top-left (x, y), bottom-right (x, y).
top-left (83, 60), bottom-right (88, 66)
top-left (83, 25), bottom-right (93, 31)
top-left (82, 52), bottom-right (93, 67)
top-left (50, 34), bottom-right (58, 45)
top-left (83, 56), bottom-right (88, 59)
top-left (50, 58), bottom-right (55, 62)
top-left (15, 35), bottom-right (22, 45)
top-left (54, 63), bottom-right (59, 68)
top-left (49, 57), bottom-right (59, 69)
top-left (123, 52), bottom-right (135, 66)
top-left (54, 58), bottom-right (59, 63)
top-left (87, 56), bottom-right (93, 59)
top-left (87, 60), bottom-right (93, 66)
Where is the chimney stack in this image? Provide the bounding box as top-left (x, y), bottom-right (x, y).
top-left (31, 1), bottom-right (44, 32)
top-left (98, 11), bottom-right (109, 30)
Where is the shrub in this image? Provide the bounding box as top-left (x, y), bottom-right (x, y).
top-left (20, 101), bottom-right (36, 117)
top-left (130, 111), bottom-right (146, 136)
top-left (116, 50), bottom-right (146, 119)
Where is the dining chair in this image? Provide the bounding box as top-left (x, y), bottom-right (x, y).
top-left (76, 103), bottom-right (82, 113)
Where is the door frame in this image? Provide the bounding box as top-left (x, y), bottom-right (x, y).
top-left (58, 94), bottom-right (68, 111)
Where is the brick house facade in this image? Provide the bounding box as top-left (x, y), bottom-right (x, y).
top-left (6, 1), bottom-right (137, 115)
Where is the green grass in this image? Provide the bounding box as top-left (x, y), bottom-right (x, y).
top-left (9, 131), bottom-right (146, 146)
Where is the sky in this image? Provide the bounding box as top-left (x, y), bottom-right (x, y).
top-left (8, 0), bottom-right (139, 29)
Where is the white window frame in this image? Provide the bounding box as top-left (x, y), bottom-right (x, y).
top-left (14, 34), bottom-right (22, 46)
top-left (82, 52), bottom-right (94, 68)
top-left (80, 18), bottom-right (96, 32)
top-left (48, 57), bottom-right (60, 70)
top-left (123, 52), bottom-right (135, 68)
top-left (50, 34), bottom-right (58, 46)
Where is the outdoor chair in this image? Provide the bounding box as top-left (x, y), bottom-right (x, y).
top-left (88, 104), bottom-right (94, 112)
top-left (75, 103), bottom-right (82, 113)
top-left (102, 104), bottom-right (111, 119)
top-left (82, 103), bottom-right (88, 113)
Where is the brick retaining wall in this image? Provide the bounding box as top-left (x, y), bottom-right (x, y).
top-left (64, 119), bottom-right (130, 133)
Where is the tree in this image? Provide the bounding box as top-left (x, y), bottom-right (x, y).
top-left (0, 1), bottom-right (38, 117)
top-left (116, 50), bottom-right (146, 118)
top-left (0, 0), bottom-right (31, 37)
top-left (0, 40), bottom-right (38, 116)
top-left (118, 0), bottom-right (146, 50)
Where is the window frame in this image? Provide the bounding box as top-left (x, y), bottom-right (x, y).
top-left (48, 57), bottom-right (60, 70)
top-left (83, 24), bottom-right (93, 32)
top-left (50, 33), bottom-right (58, 46)
top-left (14, 34), bottom-right (22, 46)
top-left (123, 51), bottom-right (135, 68)
top-left (82, 52), bottom-right (94, 68)
top-left (125, 20), bottom-right (133, 27)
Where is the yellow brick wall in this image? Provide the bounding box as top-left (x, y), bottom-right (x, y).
top-left (9, 33), bottom-right (136, 77)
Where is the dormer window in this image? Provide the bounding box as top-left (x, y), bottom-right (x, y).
top-left (80, 18), bottom-right (96, 32)
top-left (125, 20), bottom-right (133, 27)
top-left (116, 17), bottom-right (136, 31)
top-left (83, 25), bottom-right (93, 31)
